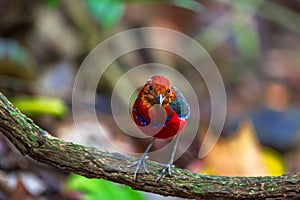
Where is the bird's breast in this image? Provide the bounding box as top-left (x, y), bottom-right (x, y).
top-left (132, 101), bottom-right (186, 139)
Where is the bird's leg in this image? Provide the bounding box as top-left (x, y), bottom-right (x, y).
top-left (129, 138), bottom-right (156, 181)
top-left (156, 134), bottom-right (180, 181)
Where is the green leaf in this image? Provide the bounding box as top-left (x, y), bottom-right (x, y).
top-left (84, 0), bottom-right (124, 28)
top-left (232, 0), bottom-right (262, 13)
top-left (171, 0), bottom-right (204, 13)
top-left (11, 96), bottom-right (68, 118)
top-left (65, 173), bottom-right (145, 200)
top-left (46, 0), bottom-right (58, 8)
top-left (232, 14), bottom-right (260, 60)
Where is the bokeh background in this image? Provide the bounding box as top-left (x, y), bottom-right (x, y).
top-left (1, 0), bottom-right (300, 199)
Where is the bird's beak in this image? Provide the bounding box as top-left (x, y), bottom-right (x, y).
top-left (158, 94), bottom-right (164, 106)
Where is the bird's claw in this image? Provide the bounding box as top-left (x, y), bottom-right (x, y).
top-left (156, 163), bottom-right (174, 181)
top-left (128, 158), bottom-right (149, 181)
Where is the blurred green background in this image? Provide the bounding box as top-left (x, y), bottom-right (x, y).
top-left (1, 0), bottom-right (300, 199)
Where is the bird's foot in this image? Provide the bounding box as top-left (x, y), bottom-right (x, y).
top-left (128, 156), bottom-right (149, 181)
top-left (156, 163), bottom-right (174, 181)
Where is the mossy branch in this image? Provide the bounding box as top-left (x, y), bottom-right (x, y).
top-left (0, 92), bottom-right (299, 199)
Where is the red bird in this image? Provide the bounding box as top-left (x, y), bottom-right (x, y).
top-left (130, 75), bottom-right (190, 181)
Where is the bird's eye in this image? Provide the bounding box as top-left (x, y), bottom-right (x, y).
top-left (149, 85), bottom-right (153, 91)
top-left (166, 88), bottom-right (170, 93)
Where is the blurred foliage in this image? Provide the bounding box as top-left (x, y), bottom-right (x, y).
top-left (46, 0), bottom-right (58, 8)
top-left (171, 0), bottom-right (204, 13)
top-left (231, 13), bottom-right (260, 61)
top-left (65, 173), bottom-right (145, 200)
top-left (1, 0), bottom-right (300, 199)
top-left (260, 0), bottom-right (300, 34)
top-left (11, 96), bottom-right (68, 118)
top-left (263, 147), bottom-right (285, 176)
top-left (0, 38), bottom-right (36, 80)
top-left (84, 0), bottom-right (125, 28)
top-left (199, 120), bottom-right (285, 176)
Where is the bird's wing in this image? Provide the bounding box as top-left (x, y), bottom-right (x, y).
top-left (170, 86), bottom-right (190, 119)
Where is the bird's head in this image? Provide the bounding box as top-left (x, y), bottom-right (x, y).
top-left (140, 75), bottom-right (176, 107)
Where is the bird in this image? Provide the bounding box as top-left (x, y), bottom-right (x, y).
top-left (130, 75), bottom-right (190, 181)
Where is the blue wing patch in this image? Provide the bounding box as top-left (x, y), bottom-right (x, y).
top-left (170, 86), bottom-right (190, 119)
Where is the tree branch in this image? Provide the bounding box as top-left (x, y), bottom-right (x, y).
top-left (0, 92), bottom-right (299, 199)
